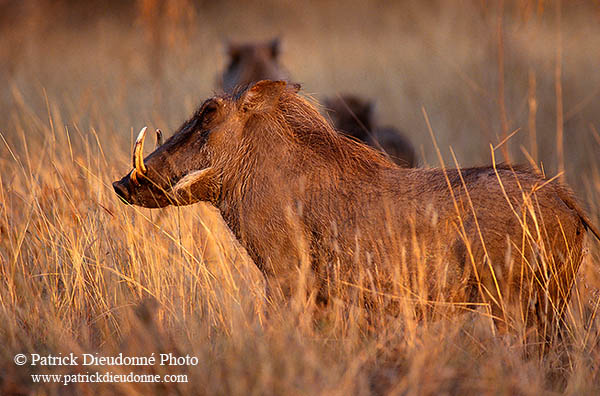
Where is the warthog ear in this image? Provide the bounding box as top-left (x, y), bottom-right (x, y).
top-left (241, 80), bottom-right (288, 113)
top-left (172, 167), bottom-right (220, 205)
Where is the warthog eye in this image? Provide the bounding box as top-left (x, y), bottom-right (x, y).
top-left (200, 102), bottom-right (218, 125)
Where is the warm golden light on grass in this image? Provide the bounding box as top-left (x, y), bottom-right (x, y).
top-left (1, 1), bottom-right (599, 394)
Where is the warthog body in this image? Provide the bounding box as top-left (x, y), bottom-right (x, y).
top-left (114, 81), bottom-right (597, 335)
top-left (219, 38), bottom-right (288, 93)
top-left (325, 95), bottom-right (417, 167)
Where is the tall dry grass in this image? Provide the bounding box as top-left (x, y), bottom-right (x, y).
top-left (1, 0), bottom-right (600, 394)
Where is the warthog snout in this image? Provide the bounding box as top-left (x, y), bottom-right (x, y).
top-left (112, 126), bottom-right (177, 208)
top-left (112, 179), bottom-right (130, 202)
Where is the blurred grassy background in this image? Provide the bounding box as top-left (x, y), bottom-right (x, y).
top-left (2, 1), bottom-right (599, 177)
top-left (1, 0), bottom-right (600, 394)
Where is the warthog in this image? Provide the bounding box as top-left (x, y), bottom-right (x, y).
top-left (113, 80), bottom-right (598, 336)
top-left (219, 38), bottom-right (288, 93)
top-left (325, 95), bottom-right (417, 167)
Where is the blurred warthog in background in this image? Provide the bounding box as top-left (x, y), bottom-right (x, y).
top-left (219, 38), bottom-right (289, 93)
top-left (325, 95), bottom-right (417, 167)
top-left (113, 80), bottom-right (598, 339)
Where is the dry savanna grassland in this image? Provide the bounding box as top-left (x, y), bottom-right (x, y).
top-left (1, 0), bottom-right (600, 394)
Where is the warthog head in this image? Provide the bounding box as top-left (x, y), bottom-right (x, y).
top-left (324, 95), bottom-right (374, 142)
top-left (220, 38), bottom-right (288, 93)
top-left (112, 80), bottom-right (297, 208)
top-left (324, 95), bottom-right (417, 167)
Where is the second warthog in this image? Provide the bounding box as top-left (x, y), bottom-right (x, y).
top-left (113, 80), bottom-right (598, 337)
top-left (325, 95), bottom-right (417, 167)
top-left (218, 38), bottom-right (288, 93)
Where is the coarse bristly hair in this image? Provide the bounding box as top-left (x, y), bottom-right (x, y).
top-left (115, 80), bottom-right (599, 345)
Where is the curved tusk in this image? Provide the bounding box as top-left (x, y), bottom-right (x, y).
top-left (130, 168), bottom-right (139, 185)
top-left (132, 127), bottom-right (148, 183)
top-left (155, 129), bottom-right (163, 148)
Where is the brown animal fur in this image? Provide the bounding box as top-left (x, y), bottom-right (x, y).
top-left (114, 80), bottom-right (595, 338)
top-left (324, 95), bottom-right (417, 167)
